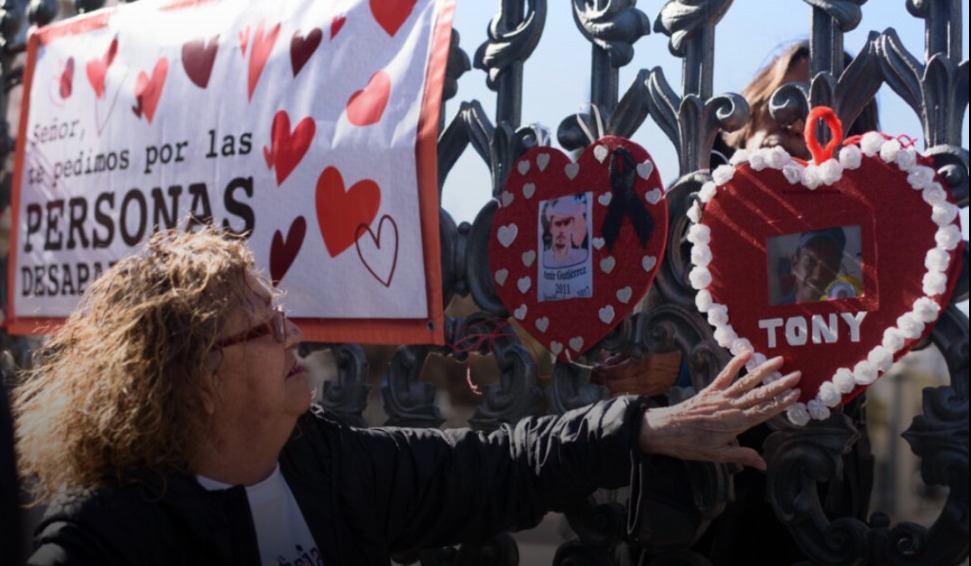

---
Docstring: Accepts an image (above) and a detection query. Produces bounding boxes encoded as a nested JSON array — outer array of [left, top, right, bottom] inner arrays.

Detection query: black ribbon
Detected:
[[600, 146, 654, 251]]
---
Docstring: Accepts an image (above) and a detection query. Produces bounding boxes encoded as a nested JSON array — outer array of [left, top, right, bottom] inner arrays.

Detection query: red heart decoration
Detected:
[[132, 57, 168, 124], [355, 214, 399, 287], [238, 26, 250, 56], [345, 71, 391, 126], [59, 57, 74, 99], [290, 28, 322, 77], [182, 35, 219, 89], [369, 0, 417, 37], [248, 20, 280, 101], [263, 111, 315, 186], [315, 166, 382, 258], [270, 216, 307, 286], [331, 14, 347, 40], [86, 36, 118, 99], [689, 129, 963, 425], [490, 136, 668, 362]]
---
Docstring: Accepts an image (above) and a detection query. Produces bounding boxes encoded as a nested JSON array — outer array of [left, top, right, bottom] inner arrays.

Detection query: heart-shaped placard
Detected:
[[490, 136, 668, 362], [687, 110, 963, 425]]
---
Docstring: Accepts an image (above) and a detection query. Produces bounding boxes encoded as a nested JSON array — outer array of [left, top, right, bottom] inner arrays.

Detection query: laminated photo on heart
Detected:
[[687, 106, 964, 424]]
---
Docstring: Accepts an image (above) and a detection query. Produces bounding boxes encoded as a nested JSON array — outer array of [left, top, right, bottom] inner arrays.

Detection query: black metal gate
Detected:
[[1, 1, 967, 565]]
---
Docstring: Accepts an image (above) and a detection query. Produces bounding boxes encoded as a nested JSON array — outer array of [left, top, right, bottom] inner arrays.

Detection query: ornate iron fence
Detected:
[[1, 0, 968, 565]]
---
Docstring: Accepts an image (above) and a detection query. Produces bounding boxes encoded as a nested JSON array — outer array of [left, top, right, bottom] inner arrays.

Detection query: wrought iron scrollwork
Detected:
[[381, 345, 445, 428], [300, 343, 371, 428]]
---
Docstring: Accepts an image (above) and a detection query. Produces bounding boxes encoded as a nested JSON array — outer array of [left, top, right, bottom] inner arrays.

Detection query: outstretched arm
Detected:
[[638, 352, 800, 470]]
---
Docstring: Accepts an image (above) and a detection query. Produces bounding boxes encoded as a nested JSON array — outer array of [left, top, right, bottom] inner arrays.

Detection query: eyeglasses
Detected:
[[216, 307, 288, 348]]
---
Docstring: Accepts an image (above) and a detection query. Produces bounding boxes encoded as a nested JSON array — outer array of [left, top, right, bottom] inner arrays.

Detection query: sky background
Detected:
[[442, 0, 970, 312]]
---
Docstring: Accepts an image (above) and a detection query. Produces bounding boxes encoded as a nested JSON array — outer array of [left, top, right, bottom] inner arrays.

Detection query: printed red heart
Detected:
[[264, 111, 315, 186], [315, 166, 382, 258], [238, 26, 250, 56], [132, 57, 168, 124], [331, 14, 346, 39], [688, 125, 963, 425], [182, 35, 219, 89], [290, 28, 322, 76], [59, 57, 74, 99], [355, 214, 399, 287], [270, 216, 307, 286], [369, 0, 417, 36], [489, 136, 668, 363], [248, 20, 281, 100], [86, 36, 118, 99], [345, 71, 390, 126]]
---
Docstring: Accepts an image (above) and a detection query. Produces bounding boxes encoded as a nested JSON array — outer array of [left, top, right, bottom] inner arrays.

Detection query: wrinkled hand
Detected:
[[638, 352, 800, 470]]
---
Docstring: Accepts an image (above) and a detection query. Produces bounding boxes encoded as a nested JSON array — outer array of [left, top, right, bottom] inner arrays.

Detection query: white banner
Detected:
[[11, 0, 452, 344]]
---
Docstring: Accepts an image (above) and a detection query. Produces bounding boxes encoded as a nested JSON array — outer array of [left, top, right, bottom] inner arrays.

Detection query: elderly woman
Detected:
[[14, 226, 799, 565]]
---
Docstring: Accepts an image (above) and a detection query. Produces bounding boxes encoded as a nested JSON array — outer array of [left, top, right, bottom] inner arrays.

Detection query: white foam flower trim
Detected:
[[713, 325, 737, 348], [879, 138, 902, 163], [895, 147, 917, 171], [687, 223, 711, 245], [687, 201, 704, 223], [688, 266, 712, 290], [712, 164, 735, 185], [935, 225, 962, 251], [751, 352, 767, 368], [766, 146, 790, 169], [787, 403, 811, 426], [931, 203, 959, 226], [896, 312, 925, 340], [782, 164, 803, 184], [913, 297, 942, 323], [868, 345, 894, 372], [907, 165, 936, 189], [707, 304, 729, 326], [748, 150, 767, 171], [729, 148, 750, 165], [852, 360, 879, 385], [818, 381, 842, 407], [730, 338, 753, 356], [839, 144, 863, 169], [924, 248, 951, 272], [922, 182, 947, 206], [861, 132, 885, 155], [803, 165, 823, 190], [818, 159, 842, 185], [923, 271, 948, 296], [807, 399, 831, 420], [833, 368, 856, 394], [698, 181, 718, 204], [881, 327, 906, 354], [695, 289, 713, 313], [691, 243, 713, 267]]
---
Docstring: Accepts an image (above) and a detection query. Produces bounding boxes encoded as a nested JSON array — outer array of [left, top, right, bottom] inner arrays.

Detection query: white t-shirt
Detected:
[[197, 465, 322, 566]]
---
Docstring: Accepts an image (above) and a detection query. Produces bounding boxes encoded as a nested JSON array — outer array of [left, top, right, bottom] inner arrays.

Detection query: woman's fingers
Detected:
[[709, 351, 753, 390], [725, 355, 785, 396], [733, 371, 801, 409]]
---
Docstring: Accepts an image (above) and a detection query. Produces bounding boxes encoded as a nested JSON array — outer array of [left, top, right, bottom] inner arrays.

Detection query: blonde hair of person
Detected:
[[723, 41, 878, 150], [13, 225, 271, 504]]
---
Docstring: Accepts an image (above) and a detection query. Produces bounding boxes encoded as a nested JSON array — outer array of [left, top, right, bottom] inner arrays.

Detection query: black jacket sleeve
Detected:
[[313, 395, 648, 553]]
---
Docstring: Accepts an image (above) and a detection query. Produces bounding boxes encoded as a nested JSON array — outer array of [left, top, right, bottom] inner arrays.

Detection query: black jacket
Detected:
[[28, 396, 648, 565]]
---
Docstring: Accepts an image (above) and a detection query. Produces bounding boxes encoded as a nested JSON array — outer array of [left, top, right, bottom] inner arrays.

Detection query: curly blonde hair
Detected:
[[13, 225, 269, 503]]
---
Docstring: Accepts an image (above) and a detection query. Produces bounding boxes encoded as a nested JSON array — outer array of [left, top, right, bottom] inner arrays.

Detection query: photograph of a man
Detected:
[[541, 195, 589, 268], [538, 192, 593, 302], [768, 226, 863, 305]]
